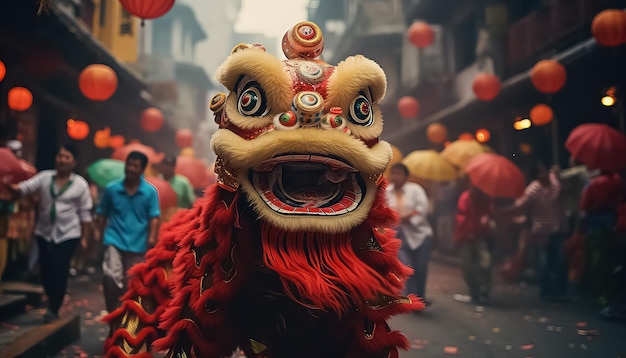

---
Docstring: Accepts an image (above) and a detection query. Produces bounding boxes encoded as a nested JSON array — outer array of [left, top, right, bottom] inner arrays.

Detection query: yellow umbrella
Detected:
[[402, 150, 459, 182], [441, 140, 491, 168], [384, 145, 403, 178]]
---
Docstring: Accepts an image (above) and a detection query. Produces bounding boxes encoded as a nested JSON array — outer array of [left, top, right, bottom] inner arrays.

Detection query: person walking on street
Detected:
[[158, 154, 196, 210], [498, 162, 567, 302], [4, 144, 92, 322], [95, 151, 161, 313], [454, 185, 494, 303], [386, 163, 434, 306]]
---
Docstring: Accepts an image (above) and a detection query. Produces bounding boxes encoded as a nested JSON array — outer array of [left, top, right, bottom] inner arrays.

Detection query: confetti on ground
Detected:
[[484, 340, 492, 345], [468, 335, 476, 341], [539, 317, 548, 323], [505, 345, 512, 350], [576, 322, 587, 327], [520, 344, 534, 351], [492, 327, 501, 333], [411, 344, 425, 350], [0, 322, 20, 330], [577, 329, 600, 337], [569, 343, 576, 348], [443, 346, 458, 355], [580, 344, 588, 351], [523, 315, 533, 321], [475, 306, 484, 313], [547, 326, 555, 331]]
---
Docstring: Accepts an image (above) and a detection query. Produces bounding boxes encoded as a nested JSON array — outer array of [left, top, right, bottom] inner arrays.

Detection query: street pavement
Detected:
[[50, 261, 626, 358]]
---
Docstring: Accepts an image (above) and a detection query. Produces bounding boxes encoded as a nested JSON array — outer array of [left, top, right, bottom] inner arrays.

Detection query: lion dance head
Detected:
[[104, 22, 422, 358]]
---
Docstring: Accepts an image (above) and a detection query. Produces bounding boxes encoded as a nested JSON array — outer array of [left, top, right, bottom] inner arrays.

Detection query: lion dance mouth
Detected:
[[252, 154, 364, 215]]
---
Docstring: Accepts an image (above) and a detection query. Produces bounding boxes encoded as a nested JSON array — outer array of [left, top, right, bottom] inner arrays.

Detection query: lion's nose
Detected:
[[273, 92, 349, 134], [293, 91, 324, 127]]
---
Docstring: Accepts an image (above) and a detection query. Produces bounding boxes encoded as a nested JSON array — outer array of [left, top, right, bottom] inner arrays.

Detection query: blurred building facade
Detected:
[[0, 0, 178, 171], [135, 2, 214, 159], [310, 0, 626, 168]]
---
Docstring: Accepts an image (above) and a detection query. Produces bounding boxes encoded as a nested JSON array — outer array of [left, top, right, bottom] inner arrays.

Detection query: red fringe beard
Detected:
[[261, 221, 393, 316]]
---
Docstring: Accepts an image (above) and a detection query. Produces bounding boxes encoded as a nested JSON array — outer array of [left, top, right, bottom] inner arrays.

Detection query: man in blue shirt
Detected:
[[95, 151, 161, 313]]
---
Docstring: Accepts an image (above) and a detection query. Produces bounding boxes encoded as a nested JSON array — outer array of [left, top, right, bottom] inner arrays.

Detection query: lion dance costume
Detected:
[[103, 21, 424, 358]]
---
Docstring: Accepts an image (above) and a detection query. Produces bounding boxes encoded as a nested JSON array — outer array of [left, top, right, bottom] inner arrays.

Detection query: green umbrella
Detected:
[[87, 159, 125, 188]]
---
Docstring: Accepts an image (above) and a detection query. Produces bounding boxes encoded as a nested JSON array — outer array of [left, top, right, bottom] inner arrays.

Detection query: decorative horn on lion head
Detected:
[[210, 21, 392, 234]]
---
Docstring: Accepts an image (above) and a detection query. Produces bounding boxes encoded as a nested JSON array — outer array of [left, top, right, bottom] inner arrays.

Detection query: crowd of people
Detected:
[[0, 143, 198, 323], [1, 141, 625, 324], [386, 160, 626, 320]]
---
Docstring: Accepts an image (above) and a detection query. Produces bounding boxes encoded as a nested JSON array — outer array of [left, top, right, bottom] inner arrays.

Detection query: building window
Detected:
[[79, 0, 95, 29], [100, 0, 106, 27], [451, 14, 478, 73]]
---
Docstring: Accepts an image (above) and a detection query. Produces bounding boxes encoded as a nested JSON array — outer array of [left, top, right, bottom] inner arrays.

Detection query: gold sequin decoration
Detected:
[[220, 245, 238, 283], [250, 339, 269, 354], [364, 294, 411, 310], [215, 157, 240, 191], [361, 235, 383, 252], [363, 318, 376, 340]]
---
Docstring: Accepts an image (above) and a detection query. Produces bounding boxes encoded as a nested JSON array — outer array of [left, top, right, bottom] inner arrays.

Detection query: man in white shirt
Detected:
[[386, 163, 434, 306], [5, 144, 92, 322]]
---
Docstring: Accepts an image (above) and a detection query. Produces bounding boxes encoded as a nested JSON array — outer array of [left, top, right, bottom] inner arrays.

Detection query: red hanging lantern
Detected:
[[175, 129, 193, 148], [109, 135, 125, 149], [397, 96, 419, 119], [472, 73, 501, 101], [592, 9, 626, 47], [79, 64, 118, 101], [475, 129, 490, 143], [0, 60, 6, 82], [426, 123, 447, 144], [93, 127, 111, 148], [530, 60, 566, 94], [67, 119, 90, 140], [408, 22, 434, 48], [141, 107, 164, 132], [530, 104, 554, 126], [8, 87, 33, 111], [459, 132, 474, 141], [119, 0, 175, 19]]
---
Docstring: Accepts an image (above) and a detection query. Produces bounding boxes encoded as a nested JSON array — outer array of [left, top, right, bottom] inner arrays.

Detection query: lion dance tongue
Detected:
[[103, 21, 424, 358]]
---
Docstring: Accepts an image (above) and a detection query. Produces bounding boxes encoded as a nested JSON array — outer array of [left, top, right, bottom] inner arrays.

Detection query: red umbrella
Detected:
[[566, 123, 626, 172], [175, 156, 213, 189], [145, 176, 178, 211], [465, 153, 525, 198], [0, 148, 28, 183], [111, 141, 164, 165]]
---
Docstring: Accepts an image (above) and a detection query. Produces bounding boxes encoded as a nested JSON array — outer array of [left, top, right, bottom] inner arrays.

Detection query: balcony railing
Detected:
[[505, 0, 601, 73]]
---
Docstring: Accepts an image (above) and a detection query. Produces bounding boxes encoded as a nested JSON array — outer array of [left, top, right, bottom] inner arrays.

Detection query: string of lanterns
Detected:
[[1, 0, 180, 149]]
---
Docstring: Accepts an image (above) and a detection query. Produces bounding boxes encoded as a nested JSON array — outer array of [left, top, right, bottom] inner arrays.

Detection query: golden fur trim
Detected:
[[325, 55, 387, 140], [326, 55, 387, 106], [240, 173, 380, 234], [210, 128, 392, 175], [215, 47, 293, 129]]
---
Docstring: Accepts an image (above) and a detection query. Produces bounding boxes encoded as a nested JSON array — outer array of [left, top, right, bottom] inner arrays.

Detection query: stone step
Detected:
[[0, 294, 29, 322], [0, 282, 44, 307], [0, 312, 80, 358]]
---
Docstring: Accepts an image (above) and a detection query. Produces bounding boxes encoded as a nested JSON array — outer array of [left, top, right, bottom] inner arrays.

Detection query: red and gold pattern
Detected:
[[103, 21, 423, 358]]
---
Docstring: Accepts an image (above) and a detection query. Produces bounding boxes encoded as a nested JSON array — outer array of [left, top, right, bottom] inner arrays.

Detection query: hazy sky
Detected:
[[235, 0, 310, 37]]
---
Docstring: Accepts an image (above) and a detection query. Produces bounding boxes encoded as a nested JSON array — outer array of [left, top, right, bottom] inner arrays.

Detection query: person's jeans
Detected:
[[397, 235, 432, 299], [36, 236, 79, 315], [458, 239, 492, 299], [538, 233, 568, 299]]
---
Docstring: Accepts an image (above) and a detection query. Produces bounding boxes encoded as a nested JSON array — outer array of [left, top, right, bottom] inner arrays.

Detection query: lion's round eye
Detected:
[[237, 82, 269, 117], [348, 95, 373, 126]]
